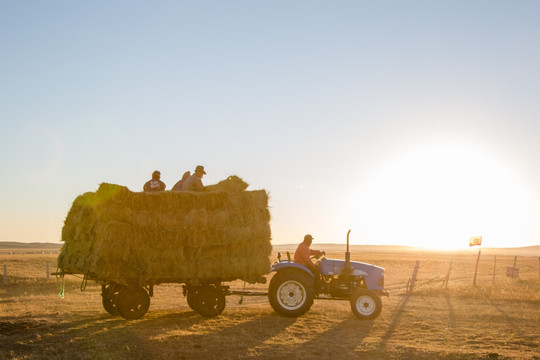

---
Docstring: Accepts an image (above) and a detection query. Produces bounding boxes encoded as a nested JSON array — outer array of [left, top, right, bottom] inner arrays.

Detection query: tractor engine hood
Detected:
[[318, 258, 385, 290]]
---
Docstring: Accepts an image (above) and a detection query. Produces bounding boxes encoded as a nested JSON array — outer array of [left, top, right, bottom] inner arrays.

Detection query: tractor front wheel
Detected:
[[350, 288, 382, 320], [268, 270, 314, 317]]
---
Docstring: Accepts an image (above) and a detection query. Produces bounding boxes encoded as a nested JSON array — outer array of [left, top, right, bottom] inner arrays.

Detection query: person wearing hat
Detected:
[[143, 170, 166, 192], [181, 165, 207, 192], [294, 234, 325, 276]]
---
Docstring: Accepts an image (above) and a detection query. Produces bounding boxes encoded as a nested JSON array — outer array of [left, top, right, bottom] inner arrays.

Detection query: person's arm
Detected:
[[309, 249, 321, 256]]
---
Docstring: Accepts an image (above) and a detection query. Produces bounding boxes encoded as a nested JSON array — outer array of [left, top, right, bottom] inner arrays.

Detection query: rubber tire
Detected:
[[193, 285, 226, 317], [102, 284, 120, 316], [350, 289, 382, 320], [186, 288, 199, 311], [268, 270, 314, 317], [115, 286, 151, 320]]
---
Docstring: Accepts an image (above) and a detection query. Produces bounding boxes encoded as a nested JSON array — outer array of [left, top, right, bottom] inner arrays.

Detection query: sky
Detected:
[[1, 1, 539, 250]]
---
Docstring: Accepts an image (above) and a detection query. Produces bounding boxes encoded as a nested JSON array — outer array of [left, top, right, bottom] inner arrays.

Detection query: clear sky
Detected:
[[1, 1, 539, 250]]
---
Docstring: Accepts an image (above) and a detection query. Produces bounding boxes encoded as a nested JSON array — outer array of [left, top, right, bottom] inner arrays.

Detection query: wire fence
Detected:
[[1, 254, 58, 285]]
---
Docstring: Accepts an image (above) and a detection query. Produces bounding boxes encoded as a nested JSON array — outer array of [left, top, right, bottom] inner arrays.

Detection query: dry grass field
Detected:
[[1, 247, 539, 360]]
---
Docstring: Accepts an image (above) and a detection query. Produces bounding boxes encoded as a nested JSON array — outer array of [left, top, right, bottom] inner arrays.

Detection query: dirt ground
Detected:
[[1, 251, 539, 360]]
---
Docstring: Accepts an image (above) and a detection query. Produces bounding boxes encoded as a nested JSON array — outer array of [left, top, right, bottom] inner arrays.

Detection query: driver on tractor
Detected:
[[294, 234, 325, 278]]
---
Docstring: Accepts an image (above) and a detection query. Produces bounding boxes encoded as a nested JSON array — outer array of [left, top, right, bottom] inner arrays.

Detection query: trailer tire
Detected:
[[186, 289, 198, 311], [350, 288, 382, 320], [193, 285, 226, 317], [116, 285, 150, 320], [102, 284, 120, 316], [268, 270, 314, 317]]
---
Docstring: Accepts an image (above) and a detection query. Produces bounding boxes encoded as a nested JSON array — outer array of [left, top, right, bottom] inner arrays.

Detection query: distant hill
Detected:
[[0, 242, 62, 253]]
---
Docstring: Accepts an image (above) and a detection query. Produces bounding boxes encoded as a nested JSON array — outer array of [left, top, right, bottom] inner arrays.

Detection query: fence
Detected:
[[404, 254, 540, 294], [1, 253, 57, 285]]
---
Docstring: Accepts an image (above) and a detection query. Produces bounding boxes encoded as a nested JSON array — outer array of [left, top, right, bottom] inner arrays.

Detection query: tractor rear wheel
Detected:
[[115, 285, 150, 320], [193, 285, 226, 317], [268, 270, 314, 317], [350, 288, 382, 320]]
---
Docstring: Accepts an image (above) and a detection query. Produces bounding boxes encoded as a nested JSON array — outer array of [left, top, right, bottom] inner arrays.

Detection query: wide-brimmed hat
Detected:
[[195, 165, 206, 174]]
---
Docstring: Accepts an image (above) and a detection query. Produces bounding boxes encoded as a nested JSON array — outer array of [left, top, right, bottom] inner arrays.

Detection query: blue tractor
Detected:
[[267, 230, 388, 320]]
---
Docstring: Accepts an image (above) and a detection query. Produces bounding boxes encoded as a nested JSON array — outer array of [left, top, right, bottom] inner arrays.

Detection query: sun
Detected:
[[347, 142, 530, 250]]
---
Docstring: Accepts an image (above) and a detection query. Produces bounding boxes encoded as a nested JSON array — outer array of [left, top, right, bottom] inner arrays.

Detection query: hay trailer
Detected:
[[58, 181, 272, 320]]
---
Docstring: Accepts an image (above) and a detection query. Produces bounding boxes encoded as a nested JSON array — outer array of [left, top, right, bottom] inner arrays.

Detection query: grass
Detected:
[[1, 250, 539, 359]]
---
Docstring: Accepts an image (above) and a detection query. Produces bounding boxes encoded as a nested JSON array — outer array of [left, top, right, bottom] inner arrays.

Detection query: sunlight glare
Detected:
[[348, 142, 530, 250]]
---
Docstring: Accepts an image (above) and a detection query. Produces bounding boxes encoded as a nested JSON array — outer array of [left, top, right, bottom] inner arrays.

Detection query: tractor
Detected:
[[267, 230, 388, 320]]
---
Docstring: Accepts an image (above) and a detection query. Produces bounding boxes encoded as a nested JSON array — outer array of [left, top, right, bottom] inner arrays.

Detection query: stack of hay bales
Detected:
[[58, 178, 272, 286]]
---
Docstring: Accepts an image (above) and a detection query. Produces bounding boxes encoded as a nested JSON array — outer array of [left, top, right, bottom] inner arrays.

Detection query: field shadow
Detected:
[[444, 293, 456, 328], [0, 310, 298, 360], [289, 317, 374, 359], [380, 294, 410, 347]]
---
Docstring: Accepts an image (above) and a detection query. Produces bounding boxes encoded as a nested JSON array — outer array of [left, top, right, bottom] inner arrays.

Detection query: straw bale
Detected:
[[59, 180, 272, 286]]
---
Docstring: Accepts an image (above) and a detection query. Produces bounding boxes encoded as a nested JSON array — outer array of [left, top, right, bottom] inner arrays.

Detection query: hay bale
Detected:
[[58, 180, 272, 286]]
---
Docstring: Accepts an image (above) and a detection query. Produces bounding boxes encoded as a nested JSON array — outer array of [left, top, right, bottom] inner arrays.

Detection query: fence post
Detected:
[[473, 250, 481, 287], [46, 262, 50, 281], [3, 265, 6, 285]]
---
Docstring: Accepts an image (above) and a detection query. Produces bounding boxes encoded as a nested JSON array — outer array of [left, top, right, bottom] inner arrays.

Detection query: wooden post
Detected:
[[3, 265, 6, 285], [408, 260, 420, 294], [513, 256, 517, 269], [46, 262, 50, 281], [473, 249, 481, 287], [492, 255, 496, 285]]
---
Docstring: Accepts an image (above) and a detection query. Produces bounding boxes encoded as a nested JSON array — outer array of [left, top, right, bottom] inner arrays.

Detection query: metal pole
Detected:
[[46, 262, 50, 281], [473, 249, 481, 287], [3, 265, 6, 285]]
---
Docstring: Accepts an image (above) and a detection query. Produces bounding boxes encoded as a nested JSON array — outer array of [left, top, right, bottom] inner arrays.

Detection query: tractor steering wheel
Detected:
[[311, 251, 326, 260]]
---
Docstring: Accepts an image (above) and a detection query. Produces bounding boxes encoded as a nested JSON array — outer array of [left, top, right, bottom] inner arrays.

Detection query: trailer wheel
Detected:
[[186, 288, 199, 311], [116, 286, 150, 320], [193, 285, 226, 317], [268, 270, 314, 317], [350, 289, 382, 320], [101, 284, 119, 316]]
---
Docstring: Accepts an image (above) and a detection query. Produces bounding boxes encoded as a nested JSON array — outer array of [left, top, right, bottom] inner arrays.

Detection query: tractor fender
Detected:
[[270, 261, 315, 278]]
